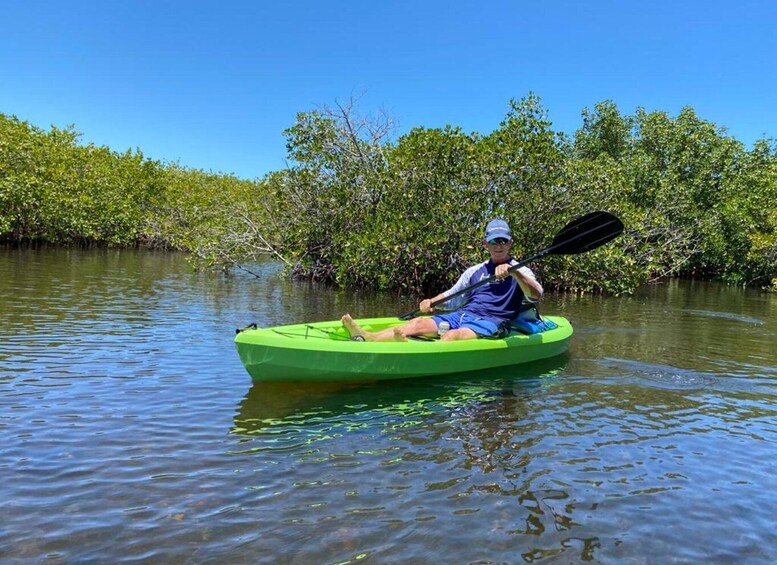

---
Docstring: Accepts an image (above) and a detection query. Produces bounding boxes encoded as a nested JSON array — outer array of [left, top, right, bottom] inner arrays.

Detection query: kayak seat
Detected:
[[509, 317, 559, 335], [497, 303, 559, 336]]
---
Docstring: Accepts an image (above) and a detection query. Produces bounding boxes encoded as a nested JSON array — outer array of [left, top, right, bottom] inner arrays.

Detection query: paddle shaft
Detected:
[[400, 214, 623, 320]]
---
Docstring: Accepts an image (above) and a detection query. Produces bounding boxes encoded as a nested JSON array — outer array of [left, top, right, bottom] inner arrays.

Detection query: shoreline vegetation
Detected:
[[2, 94, 776, 294]]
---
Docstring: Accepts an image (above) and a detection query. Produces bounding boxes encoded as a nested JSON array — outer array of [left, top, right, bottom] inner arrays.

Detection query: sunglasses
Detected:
[[487, 238, 510, 245]]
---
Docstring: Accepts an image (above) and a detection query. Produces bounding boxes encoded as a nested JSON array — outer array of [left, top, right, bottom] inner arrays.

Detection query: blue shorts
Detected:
[[431, 311, 500, 337]]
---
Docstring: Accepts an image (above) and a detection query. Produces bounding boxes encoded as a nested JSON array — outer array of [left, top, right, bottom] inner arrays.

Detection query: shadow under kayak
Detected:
[[234, 316, 573, 383]]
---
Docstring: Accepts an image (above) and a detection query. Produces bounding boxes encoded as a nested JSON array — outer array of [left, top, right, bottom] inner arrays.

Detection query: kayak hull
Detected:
[[234, 316, 573, 382]]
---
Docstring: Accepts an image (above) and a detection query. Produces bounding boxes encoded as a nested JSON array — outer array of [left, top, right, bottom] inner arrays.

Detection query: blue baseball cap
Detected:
[[485, 218, 512, 241]]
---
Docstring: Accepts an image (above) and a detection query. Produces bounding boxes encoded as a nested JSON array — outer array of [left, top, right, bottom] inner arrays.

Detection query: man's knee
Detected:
[[441, 328, 477, 341]]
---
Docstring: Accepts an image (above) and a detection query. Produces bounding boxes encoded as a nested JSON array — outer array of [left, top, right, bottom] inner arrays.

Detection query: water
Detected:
[[2, 247, 776, 564]]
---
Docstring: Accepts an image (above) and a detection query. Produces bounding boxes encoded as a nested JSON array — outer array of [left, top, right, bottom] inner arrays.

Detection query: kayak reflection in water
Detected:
[[341, 218, 544, 342]]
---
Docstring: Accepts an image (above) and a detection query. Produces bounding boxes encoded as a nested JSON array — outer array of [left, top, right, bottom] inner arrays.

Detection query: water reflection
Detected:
[[229, 344, 777, 562], [231, 355, 570, 439], [4, 247, 777, 564]]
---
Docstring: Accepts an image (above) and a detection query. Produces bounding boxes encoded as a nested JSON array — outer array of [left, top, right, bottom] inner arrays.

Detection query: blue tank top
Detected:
[[441, 260, 539, 325]]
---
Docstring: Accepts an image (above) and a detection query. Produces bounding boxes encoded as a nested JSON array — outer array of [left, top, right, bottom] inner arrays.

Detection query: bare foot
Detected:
[[341, 314, 370, 341], [392, 326, 407, 342]]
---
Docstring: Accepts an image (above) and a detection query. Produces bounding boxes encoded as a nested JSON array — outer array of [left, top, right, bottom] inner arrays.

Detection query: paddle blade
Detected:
[[550, 211, 624, 255]]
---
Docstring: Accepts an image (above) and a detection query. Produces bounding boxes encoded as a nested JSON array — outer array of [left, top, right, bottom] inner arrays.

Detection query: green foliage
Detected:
[[0, 115, 158, 245], [0, 112, 266, 259], [337, 124, 481, 293], [262, 95, 777, 294], [2, 94, 776, 295], [263, 95, 580, 294], [567, 101, 777, 291], [574, 100, 635, 161]]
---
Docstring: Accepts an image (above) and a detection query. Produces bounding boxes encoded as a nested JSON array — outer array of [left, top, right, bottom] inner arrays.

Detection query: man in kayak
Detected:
[[341, 218, 543, 342]]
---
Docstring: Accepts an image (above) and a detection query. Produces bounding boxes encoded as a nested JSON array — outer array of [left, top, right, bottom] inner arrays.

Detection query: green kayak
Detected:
[[234, 315, 573, 382]]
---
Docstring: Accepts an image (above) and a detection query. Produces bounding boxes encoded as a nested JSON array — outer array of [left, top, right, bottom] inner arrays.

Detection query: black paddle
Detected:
[[399, 211, 624, 320]]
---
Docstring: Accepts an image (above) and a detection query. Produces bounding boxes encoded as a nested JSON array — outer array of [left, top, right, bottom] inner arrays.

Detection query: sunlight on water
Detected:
[[2, 248, 777, 563]]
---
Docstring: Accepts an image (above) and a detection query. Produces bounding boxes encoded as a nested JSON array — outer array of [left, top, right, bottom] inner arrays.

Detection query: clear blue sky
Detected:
[[2, 0, 775, 179]]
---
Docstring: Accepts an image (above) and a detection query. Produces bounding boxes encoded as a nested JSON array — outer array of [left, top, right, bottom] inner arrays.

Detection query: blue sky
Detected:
[[2, 0, 775, 179]]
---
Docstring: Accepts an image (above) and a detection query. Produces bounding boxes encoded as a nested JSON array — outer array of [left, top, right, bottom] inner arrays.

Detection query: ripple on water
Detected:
[[3, 250, 777, 563], [680, 308, 765, 325]]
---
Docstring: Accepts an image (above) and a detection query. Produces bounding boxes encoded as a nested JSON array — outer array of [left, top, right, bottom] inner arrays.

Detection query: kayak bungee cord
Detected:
[[270, 329, 343, 340], [306, 324, 353, 340], [268, 325, 354, 341]]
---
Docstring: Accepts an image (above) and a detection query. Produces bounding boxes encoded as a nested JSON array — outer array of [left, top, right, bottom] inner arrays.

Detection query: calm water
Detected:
[[2, 247, 776, 564]]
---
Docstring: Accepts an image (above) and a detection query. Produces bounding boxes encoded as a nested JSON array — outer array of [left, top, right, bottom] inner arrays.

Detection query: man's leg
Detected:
[[341, 314, 438, 341]]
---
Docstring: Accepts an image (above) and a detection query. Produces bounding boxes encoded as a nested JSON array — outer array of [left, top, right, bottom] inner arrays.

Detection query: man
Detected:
[[341, 218, 543, 341]]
